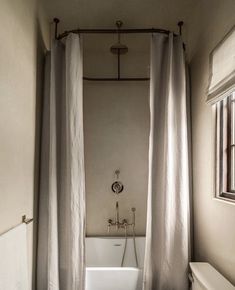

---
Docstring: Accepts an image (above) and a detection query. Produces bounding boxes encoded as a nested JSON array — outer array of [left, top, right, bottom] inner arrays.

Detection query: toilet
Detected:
[[189, 263, 235, 290]]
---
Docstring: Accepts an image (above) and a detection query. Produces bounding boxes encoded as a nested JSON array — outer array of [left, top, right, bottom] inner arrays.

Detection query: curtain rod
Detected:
[[83, 77, 150, 81], [54, 18, 184, 40], [53, 19, 185, 81]]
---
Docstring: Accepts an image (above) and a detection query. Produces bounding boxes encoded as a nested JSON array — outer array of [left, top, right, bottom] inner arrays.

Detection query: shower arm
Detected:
[[116, 21, 122, 80]]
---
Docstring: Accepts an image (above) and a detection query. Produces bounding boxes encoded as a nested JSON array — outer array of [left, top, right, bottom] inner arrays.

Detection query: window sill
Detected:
[[214, 192, 235, 204], [220, 192, 235, 200]]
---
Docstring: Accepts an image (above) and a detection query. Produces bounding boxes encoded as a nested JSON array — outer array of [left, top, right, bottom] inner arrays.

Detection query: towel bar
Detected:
[[0, 215, 33, 237], [22, 215, 33, 225]]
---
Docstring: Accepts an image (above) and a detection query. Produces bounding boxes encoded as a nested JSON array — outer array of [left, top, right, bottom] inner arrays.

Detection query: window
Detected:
[[215, 92, 235, 201], [207, 26, 235, 202]]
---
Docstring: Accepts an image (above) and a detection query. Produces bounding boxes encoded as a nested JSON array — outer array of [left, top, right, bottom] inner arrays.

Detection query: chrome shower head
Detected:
[[110, 43, 128, 55]]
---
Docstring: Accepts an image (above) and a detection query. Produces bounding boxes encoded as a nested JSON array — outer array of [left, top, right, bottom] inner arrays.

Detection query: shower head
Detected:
[[110, 43, 128, 55]]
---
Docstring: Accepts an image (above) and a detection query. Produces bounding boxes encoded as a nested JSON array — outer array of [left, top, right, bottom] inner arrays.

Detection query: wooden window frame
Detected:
[[215, 93, 235, 202]]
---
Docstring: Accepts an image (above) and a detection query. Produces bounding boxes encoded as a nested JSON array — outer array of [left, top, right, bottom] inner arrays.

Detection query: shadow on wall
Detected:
[[32, 17, 50, 290]]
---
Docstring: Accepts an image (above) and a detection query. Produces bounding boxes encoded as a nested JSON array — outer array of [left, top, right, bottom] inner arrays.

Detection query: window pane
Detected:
[[215, 93, 235, 200], [231, 146, 235, 191], [231, 93, 235, 191], [232, 93, 235, 145]]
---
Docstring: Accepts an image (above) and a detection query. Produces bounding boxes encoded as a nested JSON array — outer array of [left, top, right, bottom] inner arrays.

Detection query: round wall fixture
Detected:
[[111, 181, 124, 194], [111, 169, 124, 194]]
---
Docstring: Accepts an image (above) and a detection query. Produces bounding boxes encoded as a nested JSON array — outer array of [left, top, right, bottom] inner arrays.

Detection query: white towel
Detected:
[[0, 223, 29, 290]]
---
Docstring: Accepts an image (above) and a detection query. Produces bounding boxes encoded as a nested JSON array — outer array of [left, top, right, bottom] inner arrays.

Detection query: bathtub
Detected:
[[85, 237, 145, 290]]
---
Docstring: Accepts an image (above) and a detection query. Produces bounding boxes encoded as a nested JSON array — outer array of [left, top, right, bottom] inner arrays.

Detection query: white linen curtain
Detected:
[[143, 33, 190, 290], [37, 34, 86, 290]]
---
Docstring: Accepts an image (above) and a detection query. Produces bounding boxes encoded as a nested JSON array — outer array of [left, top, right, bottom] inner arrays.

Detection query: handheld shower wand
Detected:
[[131, 207, 136, 225]]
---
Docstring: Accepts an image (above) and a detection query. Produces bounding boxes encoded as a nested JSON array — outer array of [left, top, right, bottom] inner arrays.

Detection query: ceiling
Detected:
[[40, 0, 229, 59], [42, 0, 197, 29]]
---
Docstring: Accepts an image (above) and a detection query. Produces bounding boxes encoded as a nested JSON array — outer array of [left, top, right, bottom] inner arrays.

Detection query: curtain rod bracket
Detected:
[[116, 20, 123, 29], [54, 18, 60, 39], [178, 21, 184, 36]]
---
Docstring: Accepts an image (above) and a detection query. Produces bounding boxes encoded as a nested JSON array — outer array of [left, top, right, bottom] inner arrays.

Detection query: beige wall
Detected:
[[0, 0, 49, 288], [190, 0, 235, 285], [2, 0, 235, 286], [83, 35, 150, 236]]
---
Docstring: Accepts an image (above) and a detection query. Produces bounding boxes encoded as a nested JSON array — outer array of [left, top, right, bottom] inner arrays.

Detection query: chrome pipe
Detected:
[[116, 201, 119, 230]]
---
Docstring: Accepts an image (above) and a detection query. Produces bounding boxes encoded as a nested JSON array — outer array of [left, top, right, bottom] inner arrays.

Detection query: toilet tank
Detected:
[[190, 262, 235, 290]]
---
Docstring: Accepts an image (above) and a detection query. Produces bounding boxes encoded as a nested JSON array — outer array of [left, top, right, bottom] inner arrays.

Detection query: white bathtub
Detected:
[[85, 237, 145, 290]]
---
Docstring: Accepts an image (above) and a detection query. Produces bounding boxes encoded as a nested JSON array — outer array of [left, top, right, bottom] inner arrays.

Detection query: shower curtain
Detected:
[[143, 33, 190, 290], [37, 34, 86, 290]]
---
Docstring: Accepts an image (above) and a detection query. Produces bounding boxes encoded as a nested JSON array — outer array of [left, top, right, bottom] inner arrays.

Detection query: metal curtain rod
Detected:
[[83, 77, 150, 81], [53, 18, 184, 82], [58, 27, 173, 39], [54, 18, 184, 40]]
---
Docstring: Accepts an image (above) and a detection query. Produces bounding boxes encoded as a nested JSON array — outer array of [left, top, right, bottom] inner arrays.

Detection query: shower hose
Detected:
[[121, 224, 139, 268]]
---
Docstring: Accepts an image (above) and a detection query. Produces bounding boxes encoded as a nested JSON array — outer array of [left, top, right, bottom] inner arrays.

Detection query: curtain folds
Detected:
[[143, 33, 191, 290], [37, 34, 85, 290]]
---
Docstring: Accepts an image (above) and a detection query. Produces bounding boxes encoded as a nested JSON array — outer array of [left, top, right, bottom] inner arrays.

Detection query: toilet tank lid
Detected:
[[190, 263, 235, 290]]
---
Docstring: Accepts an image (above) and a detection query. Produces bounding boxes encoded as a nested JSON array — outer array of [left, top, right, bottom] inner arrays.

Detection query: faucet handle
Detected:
[[107, 219, 112, 233]]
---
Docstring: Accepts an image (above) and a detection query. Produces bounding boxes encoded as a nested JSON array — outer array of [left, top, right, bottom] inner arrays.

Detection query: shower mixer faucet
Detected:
[[107, 202, 139, 267], [107, 202, 136, 232]]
